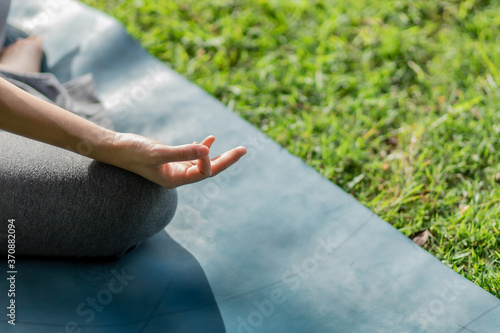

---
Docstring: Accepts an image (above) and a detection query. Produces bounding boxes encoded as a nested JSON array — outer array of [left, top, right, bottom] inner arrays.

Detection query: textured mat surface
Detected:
[[1, 0, 500, 332]]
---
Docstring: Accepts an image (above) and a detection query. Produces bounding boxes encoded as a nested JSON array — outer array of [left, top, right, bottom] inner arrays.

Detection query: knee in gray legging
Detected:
[[0, 132, 177, 257]]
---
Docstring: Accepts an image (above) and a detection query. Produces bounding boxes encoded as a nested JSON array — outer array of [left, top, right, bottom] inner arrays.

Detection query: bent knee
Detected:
[[0, 134, 178, 257], [70, 161, 179, 257]]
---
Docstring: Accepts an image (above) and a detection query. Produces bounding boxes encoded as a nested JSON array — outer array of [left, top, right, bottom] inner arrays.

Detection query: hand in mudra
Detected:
[[111, 133, 247, 188]]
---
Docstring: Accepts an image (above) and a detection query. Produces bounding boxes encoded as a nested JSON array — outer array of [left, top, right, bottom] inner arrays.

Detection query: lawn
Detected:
[[80, 0, 500, 298]]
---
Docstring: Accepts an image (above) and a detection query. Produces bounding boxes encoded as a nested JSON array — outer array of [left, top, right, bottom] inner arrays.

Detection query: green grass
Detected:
[[80, 0, 500, 298]]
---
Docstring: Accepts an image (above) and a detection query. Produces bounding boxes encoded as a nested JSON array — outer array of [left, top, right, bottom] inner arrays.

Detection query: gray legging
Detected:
[[0, 0, 9, 50], [0, 131, 178, 257], [0, 0, 177, 257]]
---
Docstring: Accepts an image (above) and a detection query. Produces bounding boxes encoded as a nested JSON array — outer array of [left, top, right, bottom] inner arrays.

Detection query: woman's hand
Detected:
[[110, 133, 247, 188], [0, 77, 246, 188]]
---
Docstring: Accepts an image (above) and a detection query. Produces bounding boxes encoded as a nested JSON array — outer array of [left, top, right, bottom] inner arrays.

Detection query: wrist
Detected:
[[85, 127, 121, 166]]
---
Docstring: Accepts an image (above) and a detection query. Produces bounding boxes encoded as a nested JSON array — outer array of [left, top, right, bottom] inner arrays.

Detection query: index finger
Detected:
[[197, 135, 216, 176]]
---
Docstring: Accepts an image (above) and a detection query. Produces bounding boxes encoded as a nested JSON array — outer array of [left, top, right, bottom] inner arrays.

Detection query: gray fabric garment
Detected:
[[0, 131, 178, 257], [0, 70, 114, 129], [0, 0, 177, 257], [0, 0, 9, 51]]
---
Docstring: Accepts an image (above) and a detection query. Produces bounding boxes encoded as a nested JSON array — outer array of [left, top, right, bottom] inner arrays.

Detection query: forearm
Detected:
[[0, 77, 246, 188], [0, 77, 116, 164]]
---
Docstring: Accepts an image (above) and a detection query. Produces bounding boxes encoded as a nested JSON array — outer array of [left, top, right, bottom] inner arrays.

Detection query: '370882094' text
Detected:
[[7, 218, 16, 326]]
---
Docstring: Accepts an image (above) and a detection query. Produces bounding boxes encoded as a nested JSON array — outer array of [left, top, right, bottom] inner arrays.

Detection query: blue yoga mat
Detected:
[[1, 1, 500, 332]]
